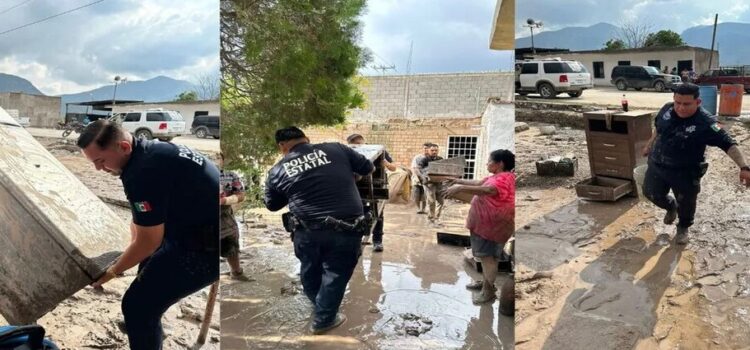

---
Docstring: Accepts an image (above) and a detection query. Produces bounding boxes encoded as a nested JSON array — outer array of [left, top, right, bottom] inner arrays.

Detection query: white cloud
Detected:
[[0, 0, 218, 95]]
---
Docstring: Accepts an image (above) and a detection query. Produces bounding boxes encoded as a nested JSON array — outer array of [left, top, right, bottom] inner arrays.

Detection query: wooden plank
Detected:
[[436, 231, 471, 247], [0, 107, 130, 323]]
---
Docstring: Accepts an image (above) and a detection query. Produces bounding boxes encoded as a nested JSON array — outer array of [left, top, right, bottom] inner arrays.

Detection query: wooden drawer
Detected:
[[592, 162, 633, 179], [588, 134, 631, 154], [575, 176, 633, 201], [590, 149, 634, 168]]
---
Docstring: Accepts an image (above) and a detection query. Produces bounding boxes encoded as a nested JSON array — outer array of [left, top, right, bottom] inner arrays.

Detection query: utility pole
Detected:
[[523, 18, 543, 56], [371, 64, 396, 75], [709, 14, 718, 69]]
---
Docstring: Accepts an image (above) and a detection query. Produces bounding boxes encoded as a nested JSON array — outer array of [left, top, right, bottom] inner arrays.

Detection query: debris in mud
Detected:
[[394, 313, 433, 337], [280, 280, 302, 296], [517, 271, 554, 283], [369, 306, 380, 313], [178, 301, 204, 322], [515, 122, 530, 132]]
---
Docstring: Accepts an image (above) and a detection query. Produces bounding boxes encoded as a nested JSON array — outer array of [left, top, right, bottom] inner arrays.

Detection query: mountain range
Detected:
[[516, 22, 750, 65], [0, 74, 199, 114]]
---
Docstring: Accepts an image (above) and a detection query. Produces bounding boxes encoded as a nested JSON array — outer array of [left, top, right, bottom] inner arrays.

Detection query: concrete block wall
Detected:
[[304, 117, 482, 171], [351, 72, 514, 120], [0, 93, 61, 128]]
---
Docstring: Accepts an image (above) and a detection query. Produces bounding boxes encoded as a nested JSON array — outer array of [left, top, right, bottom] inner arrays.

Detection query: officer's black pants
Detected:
[[292, 229, 362, 328], [122, 242, 217, 350], [642, 162, 701, 228]]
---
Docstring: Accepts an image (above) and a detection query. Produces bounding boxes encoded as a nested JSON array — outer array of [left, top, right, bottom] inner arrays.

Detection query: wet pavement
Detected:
[[220, 202, 514, 349]]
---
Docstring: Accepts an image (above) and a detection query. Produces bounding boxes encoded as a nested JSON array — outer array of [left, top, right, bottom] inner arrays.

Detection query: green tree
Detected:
[[174, 90, 198, 102], [603, 39, 626, 51], [220, 0, 369, 207], [221, 0, 369, 173], [644, 30, 685, 47]]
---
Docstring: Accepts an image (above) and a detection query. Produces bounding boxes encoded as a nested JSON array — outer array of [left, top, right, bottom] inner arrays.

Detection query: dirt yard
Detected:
[[0, 137, 221, 350], [514, 120, 750, 349]]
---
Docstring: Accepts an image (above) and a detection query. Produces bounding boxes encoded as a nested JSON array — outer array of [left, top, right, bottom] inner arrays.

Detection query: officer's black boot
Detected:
[[664, 196, 678, 225], [675, 226, 689, 245]]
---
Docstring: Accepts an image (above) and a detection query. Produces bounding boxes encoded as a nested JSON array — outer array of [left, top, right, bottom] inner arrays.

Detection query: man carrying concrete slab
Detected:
[[77, 120, 219, 349]]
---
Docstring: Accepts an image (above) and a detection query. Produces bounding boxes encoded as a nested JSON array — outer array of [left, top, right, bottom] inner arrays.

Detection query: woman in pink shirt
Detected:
[[446, 149, 515, 311]]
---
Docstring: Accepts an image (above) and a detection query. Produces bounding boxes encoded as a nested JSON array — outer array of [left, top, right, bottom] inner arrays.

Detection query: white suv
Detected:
[[516, 58, 594, 98], [112, 109, 186, 141]]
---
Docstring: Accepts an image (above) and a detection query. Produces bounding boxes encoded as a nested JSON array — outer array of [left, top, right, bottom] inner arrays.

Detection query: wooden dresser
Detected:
[[576, 110, 654, 201]]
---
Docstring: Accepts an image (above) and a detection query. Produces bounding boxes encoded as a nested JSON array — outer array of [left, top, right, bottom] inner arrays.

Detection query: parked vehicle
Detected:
[[694, 67, 750, 93], [110, 108, 186, 141], [190, 115, 220, 139], [516, 58, 593, 98], [610, 65, 682, 92]]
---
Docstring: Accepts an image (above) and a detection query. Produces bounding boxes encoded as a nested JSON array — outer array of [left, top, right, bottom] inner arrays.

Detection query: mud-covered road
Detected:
[[220, 202, 514, 350], [515, 120, 750, 349]]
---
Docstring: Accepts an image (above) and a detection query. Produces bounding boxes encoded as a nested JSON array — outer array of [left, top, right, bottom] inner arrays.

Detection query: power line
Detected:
[[0, 0, 34, 16], [0, 0, 105, 37]]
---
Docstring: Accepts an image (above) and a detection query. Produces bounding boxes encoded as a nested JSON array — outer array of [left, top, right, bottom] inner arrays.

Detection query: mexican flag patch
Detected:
[[711, 123, 721, 132], [134, 201, 152, 212]]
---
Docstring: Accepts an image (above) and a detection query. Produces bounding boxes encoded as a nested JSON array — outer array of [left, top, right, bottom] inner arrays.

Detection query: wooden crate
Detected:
[[575, 176, 633, 201], [0, 108, 129, 324]]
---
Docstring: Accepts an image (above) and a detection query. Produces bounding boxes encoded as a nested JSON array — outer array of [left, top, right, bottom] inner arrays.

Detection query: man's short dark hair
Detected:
[[491, 149, 515, 171], [346, 133, 364, 143], [275, 126, 306, 143], [422, 142, 432, 148], [76, 119, 124, 149], [673, 83, 700, 99]]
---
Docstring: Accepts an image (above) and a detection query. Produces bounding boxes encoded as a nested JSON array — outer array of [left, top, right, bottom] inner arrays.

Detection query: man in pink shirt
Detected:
[[446, 149, 515, 311]]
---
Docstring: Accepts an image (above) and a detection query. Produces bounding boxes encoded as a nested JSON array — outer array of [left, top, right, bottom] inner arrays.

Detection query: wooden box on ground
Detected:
[[576, 110, 653, 201], [0, 108, 129, 324], [535, 155, 578, 177]]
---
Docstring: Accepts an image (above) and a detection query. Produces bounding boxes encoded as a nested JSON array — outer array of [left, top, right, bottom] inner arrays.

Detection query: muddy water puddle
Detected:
[[221, 204, 513, 349]]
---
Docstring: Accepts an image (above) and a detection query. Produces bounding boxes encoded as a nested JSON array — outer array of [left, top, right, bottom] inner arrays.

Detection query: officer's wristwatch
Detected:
[[741, 166, 750, 172]]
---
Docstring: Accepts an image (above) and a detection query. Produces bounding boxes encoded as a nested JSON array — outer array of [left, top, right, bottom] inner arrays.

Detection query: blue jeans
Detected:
[[121, 242, 218, 350], [293, 229, 362, 328], [643, 162, 701, 228]]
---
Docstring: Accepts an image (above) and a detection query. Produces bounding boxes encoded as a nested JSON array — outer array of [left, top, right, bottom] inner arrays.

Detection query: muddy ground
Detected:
[[0, 137, 221, 349], [515, 120, 750, 349], [220, 200, 514, 350]]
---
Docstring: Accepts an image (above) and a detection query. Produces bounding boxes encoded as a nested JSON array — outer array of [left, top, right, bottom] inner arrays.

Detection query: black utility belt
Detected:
[[282, 212, 369, 234], [652, 161, 709, 177]]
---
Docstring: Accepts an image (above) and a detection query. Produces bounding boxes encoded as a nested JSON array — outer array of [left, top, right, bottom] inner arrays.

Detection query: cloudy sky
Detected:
[[516, 0, 750, 37], [0, 0, 218, 95], [359, 0, 514, 75]]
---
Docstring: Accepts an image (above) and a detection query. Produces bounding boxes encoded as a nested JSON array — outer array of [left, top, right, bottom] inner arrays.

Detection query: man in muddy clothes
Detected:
[[78, 120, 219, 349], [643, 83, 750, 244], [418, 144, 446, 221], [265, 127, 375, 334]]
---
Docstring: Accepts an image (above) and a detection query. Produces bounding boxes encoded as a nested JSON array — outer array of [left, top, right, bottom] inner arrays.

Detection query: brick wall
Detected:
[[351, 72, 514, 121], [304, 117, 482, 168]]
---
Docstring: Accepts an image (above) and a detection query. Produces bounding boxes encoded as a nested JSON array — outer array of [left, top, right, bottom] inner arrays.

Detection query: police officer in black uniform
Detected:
[[643, 83, 750, 244], [265, 127, 374, 334], [78, 120, 219, 349]]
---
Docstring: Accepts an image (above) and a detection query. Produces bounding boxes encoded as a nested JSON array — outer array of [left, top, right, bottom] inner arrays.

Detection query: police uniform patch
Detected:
[[134, 201, 152, 212], [711, 123, 721, 132]]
